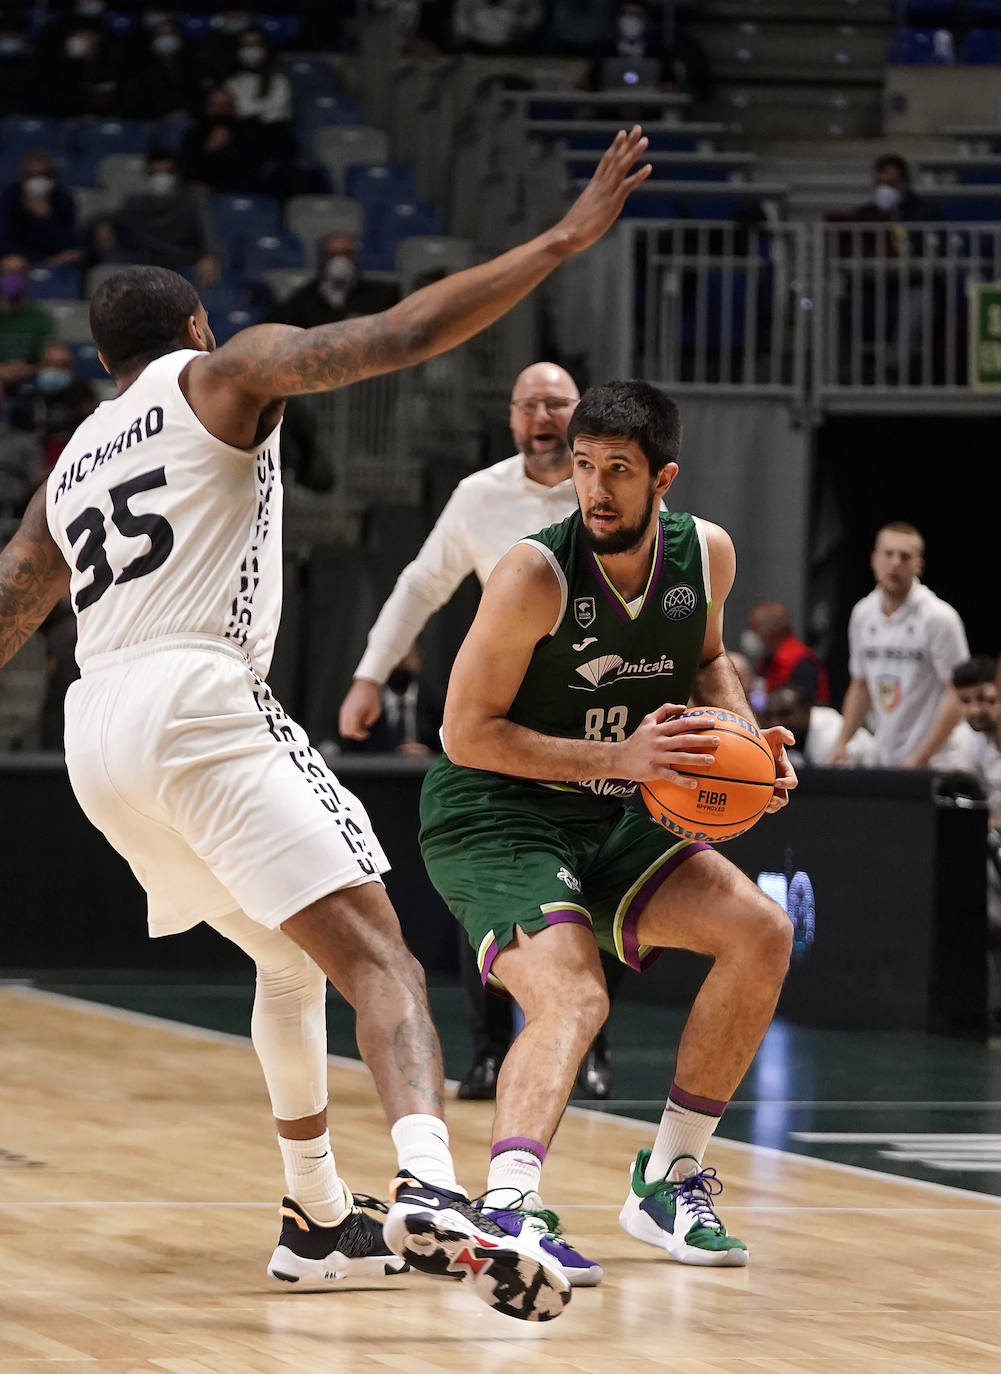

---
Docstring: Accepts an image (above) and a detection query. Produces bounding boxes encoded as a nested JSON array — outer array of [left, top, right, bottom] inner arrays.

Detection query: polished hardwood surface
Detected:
[[2, 985, 1000, 1373]]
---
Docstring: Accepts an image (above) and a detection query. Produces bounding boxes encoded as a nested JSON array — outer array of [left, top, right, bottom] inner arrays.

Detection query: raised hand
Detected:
[[555, 126, 652, 254], [617, 703, 721, 789]]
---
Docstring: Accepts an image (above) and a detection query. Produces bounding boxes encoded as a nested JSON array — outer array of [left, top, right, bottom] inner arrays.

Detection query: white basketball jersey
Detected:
[[46, 349, 284, 676]]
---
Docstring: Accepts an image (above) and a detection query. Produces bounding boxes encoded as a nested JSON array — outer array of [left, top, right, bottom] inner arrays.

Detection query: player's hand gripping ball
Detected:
[[640, 707, 776, 843]]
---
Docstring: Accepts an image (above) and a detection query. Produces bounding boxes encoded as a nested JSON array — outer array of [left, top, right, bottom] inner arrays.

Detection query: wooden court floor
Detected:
[[2, 984, 1001, 1374]]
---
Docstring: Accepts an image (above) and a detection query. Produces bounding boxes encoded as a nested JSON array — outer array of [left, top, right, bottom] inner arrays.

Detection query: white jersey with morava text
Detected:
[[45, 349, 283, 677]]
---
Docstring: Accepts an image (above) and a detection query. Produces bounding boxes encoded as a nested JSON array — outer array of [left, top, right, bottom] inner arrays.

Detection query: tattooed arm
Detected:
[[0, 483, 70, 671], [182, 128, 651, 447]]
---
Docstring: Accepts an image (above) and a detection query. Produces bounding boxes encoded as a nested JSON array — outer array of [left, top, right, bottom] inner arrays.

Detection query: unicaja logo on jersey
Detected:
[[662, 583, 698, 621], [572, 652, 675, 690], [573, 596, 596, 629]]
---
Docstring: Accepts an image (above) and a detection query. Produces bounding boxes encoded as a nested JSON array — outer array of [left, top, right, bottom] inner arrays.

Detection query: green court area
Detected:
[[30, 972, 1001, 1198]]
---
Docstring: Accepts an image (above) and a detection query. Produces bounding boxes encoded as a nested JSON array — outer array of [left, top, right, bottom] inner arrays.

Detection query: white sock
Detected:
[[390, 1114, 457, 1190], [646, 1084, 726, 1183], [486, 1137, 545, 1210], [278, 1130, 348, 1223]]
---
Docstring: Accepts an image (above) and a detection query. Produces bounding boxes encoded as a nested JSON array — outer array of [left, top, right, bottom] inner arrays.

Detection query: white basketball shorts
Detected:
[[63, 635, 389, 937]]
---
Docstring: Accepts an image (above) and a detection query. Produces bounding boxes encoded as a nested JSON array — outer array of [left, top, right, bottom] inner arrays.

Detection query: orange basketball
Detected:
[[640, 707, 776, 844]]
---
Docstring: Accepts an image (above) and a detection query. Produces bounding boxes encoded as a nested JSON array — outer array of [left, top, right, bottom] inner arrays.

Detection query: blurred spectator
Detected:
[[950, 655, 1001, 1021], [0, 150, 82, 266], [37, 3, 122, 118], [342, 642, 445, 756], [765, 683, 871, 771], [94, 149, 222, 291], [181, 88, 259, 194], [0, 253, 55, 388], [265, 233, 399, 327], [8, 341, 99, 471], [741, 600, 829, 713], [121, 17, 198, 121], [853, 154, 937, 225], [222, 25, 292, 139], [594, 2, 712, 99], [453, 0, 545, 53], [830, 522, 968, 768], [197, 9, 257, 88], [0, 10, 37, 116], [0, 379, 45, 517]]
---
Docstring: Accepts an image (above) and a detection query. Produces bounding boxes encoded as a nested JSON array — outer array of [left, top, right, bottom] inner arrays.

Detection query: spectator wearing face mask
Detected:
[[0, 150, 82, 268], [93, 149, 222, 291], [340, 643, 445, 757], [122, 17, 198, 121], [853, 154, 938, 225], [453, 0, 546, 53], [196, 8, 256, 87], [8, 341, 98, 470], [265, 233, 399, 328], [0, 377, 46, 518], [180, 87, 259, 195], [37, 0, 122, 117], [0, 253, 55, 390]]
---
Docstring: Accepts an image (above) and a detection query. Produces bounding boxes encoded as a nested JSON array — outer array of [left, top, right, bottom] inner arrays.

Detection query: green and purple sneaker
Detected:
[[619, 1149, 748, 1267]]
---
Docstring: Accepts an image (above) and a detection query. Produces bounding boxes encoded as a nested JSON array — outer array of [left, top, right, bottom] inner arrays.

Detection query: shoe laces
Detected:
[[473, 1188, 565, 1240], [671, 1167, 727, 1233], [353, 1193, 389, 1216]]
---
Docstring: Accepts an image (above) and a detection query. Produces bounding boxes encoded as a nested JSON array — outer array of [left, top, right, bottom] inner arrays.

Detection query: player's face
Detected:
[[573, 435, 674, 555], [871, 532, 923, 597], [509, 368, 578, 471], [956, 682, 998, 734]]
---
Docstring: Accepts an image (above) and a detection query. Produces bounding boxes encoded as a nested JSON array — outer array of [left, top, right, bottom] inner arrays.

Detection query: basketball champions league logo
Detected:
[[662, 583, 698, 621]]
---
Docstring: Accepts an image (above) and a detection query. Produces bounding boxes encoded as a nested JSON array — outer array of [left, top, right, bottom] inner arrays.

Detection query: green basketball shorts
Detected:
[[419, 756, 710, 988]]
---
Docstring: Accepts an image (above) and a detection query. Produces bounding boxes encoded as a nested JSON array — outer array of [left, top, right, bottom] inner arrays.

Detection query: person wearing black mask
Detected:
[[122, 17, 198, 121], [265, 233, 399, 328], [181, 87, 258, 194]]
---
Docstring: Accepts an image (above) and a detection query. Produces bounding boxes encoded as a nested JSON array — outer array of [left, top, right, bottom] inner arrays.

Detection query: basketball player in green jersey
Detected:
[[419, 380, 797, 1280]]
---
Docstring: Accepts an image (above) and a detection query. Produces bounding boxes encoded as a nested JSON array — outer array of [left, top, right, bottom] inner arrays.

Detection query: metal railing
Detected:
[[813, 220, 1001, 407], [611, 220, 810, 397]]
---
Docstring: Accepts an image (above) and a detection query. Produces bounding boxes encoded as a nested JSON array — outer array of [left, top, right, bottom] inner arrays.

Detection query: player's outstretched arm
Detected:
[[201, 128, 652, 402], [0, 483, 69, 671]]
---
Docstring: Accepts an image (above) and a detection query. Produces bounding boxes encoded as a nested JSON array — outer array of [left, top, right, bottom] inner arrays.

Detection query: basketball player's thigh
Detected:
[[631, 844, 779, 955], [421, 800, 598, 988]]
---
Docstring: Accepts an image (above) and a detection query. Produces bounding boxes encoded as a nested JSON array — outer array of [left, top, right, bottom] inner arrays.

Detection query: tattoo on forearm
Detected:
[[210, 315, 406, 399], [0, 492, 69, 670]]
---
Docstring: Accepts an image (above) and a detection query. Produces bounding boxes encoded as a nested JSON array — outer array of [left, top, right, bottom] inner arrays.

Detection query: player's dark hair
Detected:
[[952, 655, 997, 690], [89, 265, 199, 376], [567, 380, 681, 474]]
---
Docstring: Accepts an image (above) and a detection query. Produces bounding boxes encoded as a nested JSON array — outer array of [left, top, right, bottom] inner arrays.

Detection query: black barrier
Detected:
[[0, 756, 987, 1037]]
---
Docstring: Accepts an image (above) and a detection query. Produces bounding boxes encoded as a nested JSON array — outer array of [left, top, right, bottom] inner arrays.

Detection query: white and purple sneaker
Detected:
[[481, 1200, 603, 1287]]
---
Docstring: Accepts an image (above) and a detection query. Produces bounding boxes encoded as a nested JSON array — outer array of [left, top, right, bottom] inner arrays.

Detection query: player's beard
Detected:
[[581, 488, 657, 556]]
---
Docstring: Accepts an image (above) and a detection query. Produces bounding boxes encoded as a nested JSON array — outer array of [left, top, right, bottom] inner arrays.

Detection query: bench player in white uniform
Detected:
[[0, 128, 653, 1323]]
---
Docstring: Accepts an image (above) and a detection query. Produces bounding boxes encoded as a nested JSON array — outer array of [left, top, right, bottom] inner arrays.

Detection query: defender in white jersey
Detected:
[[831, 522, 968, 768], [0, 125, 653, 1322]]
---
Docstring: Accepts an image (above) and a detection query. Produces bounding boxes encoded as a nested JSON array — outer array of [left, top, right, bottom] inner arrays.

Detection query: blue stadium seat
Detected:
[[177, 15, 212, 40], [154, 113, 194, 155], [70, 342, 108, 381], [283, 58, 341, 94], [212, 194, 282, 250], [295, 93, 365, 132], [197, 285, 243, 317], [969, 0, 1001, 15], [71, 121, 149, 184], [359, 202, 444, 273], [105, 10, 137, 34], [344, 163, 418, 212], [962, 29, 1001, 62], [689, 196, 752, 220], [242, 232, 307, 279], [960, 167, 1001, 184], [1, 115, 68, 160], [905, 0, 957, 13], [28, 265, 81, 300], [936, 197, 1001, 220], [212, 307, 262, 346], [886, 29, 942, 63], [259, 14, 302, 45]]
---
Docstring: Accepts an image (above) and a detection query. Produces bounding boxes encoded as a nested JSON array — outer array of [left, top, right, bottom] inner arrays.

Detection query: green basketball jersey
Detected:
[[508, 509, 711, 800]]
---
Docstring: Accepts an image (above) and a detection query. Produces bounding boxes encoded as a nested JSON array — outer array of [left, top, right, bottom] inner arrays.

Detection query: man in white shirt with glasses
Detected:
[[340, 362, 623, 1101]]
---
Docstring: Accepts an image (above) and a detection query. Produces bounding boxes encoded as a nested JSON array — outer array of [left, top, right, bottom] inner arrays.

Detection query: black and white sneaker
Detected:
[[267, 1191, 409, 1284], [383, 1173, 571, 1321]]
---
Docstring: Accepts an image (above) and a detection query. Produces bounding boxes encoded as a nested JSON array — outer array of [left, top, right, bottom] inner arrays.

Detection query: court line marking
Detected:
[[9, 984, 1001, 1207]]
